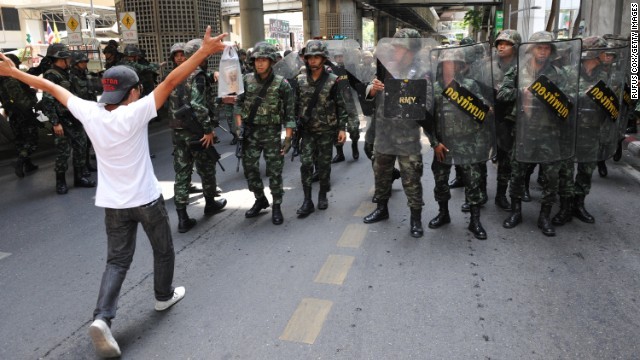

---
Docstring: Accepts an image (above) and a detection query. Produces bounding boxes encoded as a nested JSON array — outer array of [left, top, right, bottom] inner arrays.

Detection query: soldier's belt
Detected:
[[442, 80, 489, 124], [586, 80, 620, 121], [528, 75, 572, 121]]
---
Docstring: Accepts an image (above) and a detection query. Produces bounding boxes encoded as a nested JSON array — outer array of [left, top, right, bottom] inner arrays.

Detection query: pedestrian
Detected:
[[234, 42, 295, 225], [0, 27, 228, 358], [168, 39, 227, 233], [294, 40, 348, 216]]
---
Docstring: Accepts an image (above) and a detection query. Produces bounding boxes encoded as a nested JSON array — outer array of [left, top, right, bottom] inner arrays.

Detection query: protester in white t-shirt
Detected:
[[0, 27, 227, 358]]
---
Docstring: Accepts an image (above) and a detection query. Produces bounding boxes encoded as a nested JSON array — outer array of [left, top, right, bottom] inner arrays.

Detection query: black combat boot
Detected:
[[56, 172, 68, 195], [392, 168, 401, 181], [468, 205, 487, 240], [597, 161, 607, 177], [409, 208, 424, 238], [15, 157, 25, 178], [351, 140, 360, 160], [245, 196, 270, 218], [461, 202, 470, 212], [74, 167, 96, 188], [189, 183, 203, 194], [573, 195, 595, 223], [176, 208, 196, 233], [495, 184, 511, 211], [23, 158, 39, 174], [503, 197, 522, 228], [537, 204, 555, 237], [271, 204, 283, 225], [363, 201, 389, 223], [204, 197, 227, 215], [428, 201, 451, 229], [552, 197, 573, 226], [449, 170, 464, 188], [317, 187, 329, 210], [332, 145, 345, 163], [297, 187, 315, 216]]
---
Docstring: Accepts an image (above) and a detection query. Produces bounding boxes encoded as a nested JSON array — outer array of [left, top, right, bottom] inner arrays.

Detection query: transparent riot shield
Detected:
[[492, 43, 519, 151], [273, 50, 303, 80], [514, 38, 581, 163], [611, 42, 632, 140], [430, 44, 495, 165], [323, 40, 361, 125], [372, 37, 437, 156], [575, 45, 629, 162]]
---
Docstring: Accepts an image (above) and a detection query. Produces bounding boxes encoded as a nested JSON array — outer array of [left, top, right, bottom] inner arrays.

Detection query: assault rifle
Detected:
[[174, 104, 225, 171]]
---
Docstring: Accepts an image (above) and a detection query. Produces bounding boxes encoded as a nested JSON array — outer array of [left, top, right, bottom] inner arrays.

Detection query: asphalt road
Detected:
[[1, 125, 639, 359]]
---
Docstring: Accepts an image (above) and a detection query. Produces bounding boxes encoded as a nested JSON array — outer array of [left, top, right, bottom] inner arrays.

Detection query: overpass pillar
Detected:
[[221, 16, 232, 41], [239, 0, 265, 48], [354, 6, 363, 45], [302, 0, 321, 40], [376, 14, 397, 40]]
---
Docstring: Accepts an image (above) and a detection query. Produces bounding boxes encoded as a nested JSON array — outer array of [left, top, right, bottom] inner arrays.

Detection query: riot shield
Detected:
[[372, 37, 437, 156], [273, 50, 303, 80], [611, 42, 632, 140], [430, 44, 495, 165], [323, 40, 361, 124], [492, 43, 519, 151], [514, 38, 581, 163], [575, 45, 628, 162]]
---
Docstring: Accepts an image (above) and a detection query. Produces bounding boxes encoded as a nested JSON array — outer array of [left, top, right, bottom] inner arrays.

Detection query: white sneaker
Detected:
[[155, 286, 186, 311], [88, 319, 121, 358]]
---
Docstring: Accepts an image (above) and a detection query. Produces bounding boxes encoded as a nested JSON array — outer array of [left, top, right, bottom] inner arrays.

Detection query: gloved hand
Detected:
[[281, 136, 292, 154], [364, 142, 374, 160]]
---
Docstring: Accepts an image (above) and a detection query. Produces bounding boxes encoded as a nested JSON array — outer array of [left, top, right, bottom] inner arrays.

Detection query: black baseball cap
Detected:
[[99, 65, 139, 104]]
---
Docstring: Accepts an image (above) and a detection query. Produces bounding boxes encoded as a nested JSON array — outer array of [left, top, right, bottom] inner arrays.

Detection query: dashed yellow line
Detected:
[[279, 298, 333, 344], [314, 255, 355, 285], [337, 223, 368, 248], [354, 201, 376, 217], [0, 252, 10, 261]]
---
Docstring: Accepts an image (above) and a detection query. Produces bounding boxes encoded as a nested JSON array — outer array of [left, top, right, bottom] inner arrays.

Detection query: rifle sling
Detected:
[[246, 73, 276, 124], [303, 71, 329, 121]]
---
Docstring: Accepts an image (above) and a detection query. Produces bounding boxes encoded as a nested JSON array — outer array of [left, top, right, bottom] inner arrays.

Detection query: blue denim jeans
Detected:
[[93, 195, 175, 325]]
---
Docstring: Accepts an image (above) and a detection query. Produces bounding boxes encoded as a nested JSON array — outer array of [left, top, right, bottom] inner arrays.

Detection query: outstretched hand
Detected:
[[200, 26, 228, 56], [0, 53, 17, 76]]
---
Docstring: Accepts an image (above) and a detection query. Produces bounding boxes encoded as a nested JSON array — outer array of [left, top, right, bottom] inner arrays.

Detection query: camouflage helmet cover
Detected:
[[46, 43, 71, 59], [438, 49, 465, 63], [527, 31, 557, 54], [494, 29, 522, 47], [460, 37, 475, 46], [251, 42, 278, 61], [581, 36, 608, 59], [123, 44, 141, 57], [304, 40, 329, 58], [391, 28, 422, 52], [103, 45, 118, 55], [184, 39, 203, 58], [71, 51, 89, 65], [169, 42, 186, 59]]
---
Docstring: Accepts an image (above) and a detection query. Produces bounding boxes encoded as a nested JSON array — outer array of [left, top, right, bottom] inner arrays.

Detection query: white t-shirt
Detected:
[[67, 94, 161, 209]]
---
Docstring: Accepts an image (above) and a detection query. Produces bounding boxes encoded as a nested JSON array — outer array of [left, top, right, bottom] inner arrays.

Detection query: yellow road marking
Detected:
[[279, 298, 333, 344], [314, 255, 355, 285], [337, 223, 367, 248], [0, 252, 11, 260], [354, 201, 376, 217]]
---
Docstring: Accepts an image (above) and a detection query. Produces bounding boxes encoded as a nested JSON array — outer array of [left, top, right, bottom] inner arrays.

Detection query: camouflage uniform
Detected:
[[0, 56, 40, 177], [118, 45, 159, 96], [168, 39, 226, 232], [295, 40, 349, 215], [327, 59, 360, 162], [41, 44, 95, 193], [70, 51, 99, 173]]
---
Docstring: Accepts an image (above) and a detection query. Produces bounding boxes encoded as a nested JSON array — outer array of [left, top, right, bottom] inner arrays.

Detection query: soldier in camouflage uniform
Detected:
[[118, 45, 159, 96], [553, 36, 610, 226], [102, 45, 122, 70], [168, 39, 227, 233], [234, 42, 295, 225], [70, 51, 99, 173], [362, 28, 430, 238], [426, 49, 489, 240], [328, 50, 360, 163], [41, 43, 96, 194], [0, 54, 40, 177], [500, 31, 573, 236], [493, 30, 521, 210], [294, 40, 348, 217]]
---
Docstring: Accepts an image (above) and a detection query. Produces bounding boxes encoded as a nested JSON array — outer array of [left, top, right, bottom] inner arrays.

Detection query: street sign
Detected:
[[119, 12, 138, 44], [495, 11, 504, 34], [65, 15, 83, 46], [269, 19, 289, 38]]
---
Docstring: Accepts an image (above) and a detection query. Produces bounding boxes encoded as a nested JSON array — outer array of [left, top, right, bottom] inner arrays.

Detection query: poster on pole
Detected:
[[65, 14, 83, 46], [119, 12, 138, 44], [495, 11, 504, 34]]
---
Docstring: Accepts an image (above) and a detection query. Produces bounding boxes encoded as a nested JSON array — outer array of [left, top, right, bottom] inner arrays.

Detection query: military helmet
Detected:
[[71, 51, 89, 65], [103, 45, 118, 55], [460, 37, 475, 46], [581, 36, 608, 59], [184, 39, 203, 58], [391, 28, 422, 52], [237, 48, 247, 56], [123, 44, 141, 57], [438, 49, 465, 63], [494, 29, 522, 47], [527, 31, 556, 54], [304, 40, 329, 58], [251, 42, 278, 61], [169, 42, 186, 59], [46, 43, 71, 59]]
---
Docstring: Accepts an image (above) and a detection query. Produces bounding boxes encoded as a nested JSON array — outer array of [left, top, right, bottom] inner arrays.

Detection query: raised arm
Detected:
[[154, 26, 227, 110], [0, 53, 72, 107]]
